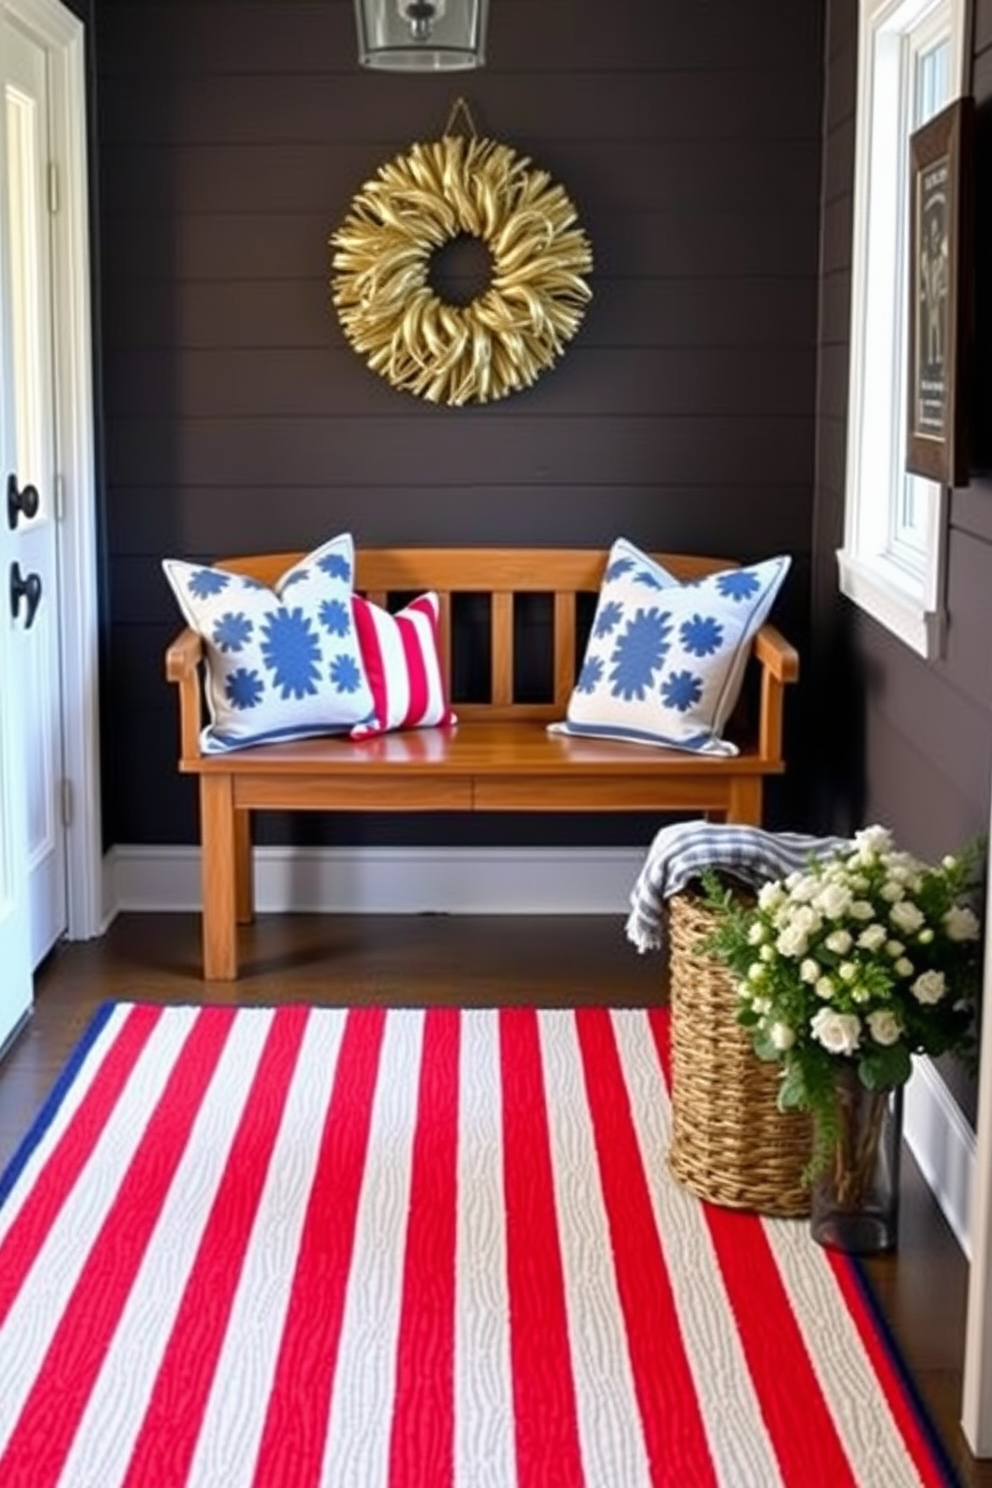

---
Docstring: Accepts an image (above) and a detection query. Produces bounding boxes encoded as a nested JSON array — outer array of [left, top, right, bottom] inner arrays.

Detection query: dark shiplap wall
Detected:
[[94, 0, 825, 846], [810, 0, 859, 830], [813, 0, 992, 1118]]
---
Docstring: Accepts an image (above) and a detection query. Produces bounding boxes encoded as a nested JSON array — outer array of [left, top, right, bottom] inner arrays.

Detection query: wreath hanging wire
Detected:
[[329, 101, 593, 406]]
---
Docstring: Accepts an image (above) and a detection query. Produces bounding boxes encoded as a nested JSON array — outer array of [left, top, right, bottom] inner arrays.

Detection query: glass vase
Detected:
[[810, 1065, 903, 1254]]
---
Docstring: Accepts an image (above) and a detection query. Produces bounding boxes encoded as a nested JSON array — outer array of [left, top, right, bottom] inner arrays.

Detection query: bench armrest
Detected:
[[754, 623, 800, 684], [752, 623, 800, 764], [165, 626, 204, 761]]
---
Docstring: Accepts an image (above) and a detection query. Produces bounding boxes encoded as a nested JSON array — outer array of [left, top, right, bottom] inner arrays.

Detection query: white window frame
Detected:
[[837, 0, 968, 659]]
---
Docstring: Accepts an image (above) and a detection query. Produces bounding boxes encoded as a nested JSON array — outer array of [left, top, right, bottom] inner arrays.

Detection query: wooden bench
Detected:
[[166, 547, 799, 979]]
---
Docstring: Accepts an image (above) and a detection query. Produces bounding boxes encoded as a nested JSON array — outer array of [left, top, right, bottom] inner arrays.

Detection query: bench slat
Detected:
[[437, 590, 452, 688], [554, 591, 577, 711], [492, 593, 513, 706], [215, 548, 736, 593]]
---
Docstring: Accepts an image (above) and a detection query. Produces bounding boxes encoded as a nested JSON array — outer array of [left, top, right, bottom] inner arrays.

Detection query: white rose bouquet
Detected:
[[700, 826, 984, 1169]]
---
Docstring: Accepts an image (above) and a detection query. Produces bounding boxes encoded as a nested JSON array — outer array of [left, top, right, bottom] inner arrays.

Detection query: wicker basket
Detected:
[[667, 889, 813, 1218]]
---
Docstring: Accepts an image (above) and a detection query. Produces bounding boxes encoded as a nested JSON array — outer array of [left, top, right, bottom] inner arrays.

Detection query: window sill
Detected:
[[836, 548, 945, 660]]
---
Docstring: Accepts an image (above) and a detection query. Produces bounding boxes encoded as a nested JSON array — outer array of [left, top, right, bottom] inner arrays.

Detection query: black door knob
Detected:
[[7, 474, 40, 530], [10, 562, 42, 629]]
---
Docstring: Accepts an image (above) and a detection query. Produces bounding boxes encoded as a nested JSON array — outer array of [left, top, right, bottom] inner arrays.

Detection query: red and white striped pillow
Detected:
[[350, 591, 456, 738]]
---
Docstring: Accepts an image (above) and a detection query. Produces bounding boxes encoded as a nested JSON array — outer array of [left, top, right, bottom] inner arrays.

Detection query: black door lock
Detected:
[[7, 473, 40, 530], [10, 561, 42, 629]]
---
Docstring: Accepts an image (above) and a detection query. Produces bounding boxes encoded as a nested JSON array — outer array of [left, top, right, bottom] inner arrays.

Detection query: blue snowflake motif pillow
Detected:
[[162, 532, 374, 753], [550, 537, 791, 756]]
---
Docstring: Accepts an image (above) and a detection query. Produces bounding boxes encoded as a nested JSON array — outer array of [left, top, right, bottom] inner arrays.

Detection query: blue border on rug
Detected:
[[845, 1252, 965, 1488], [0, 1001, 117, 1211]]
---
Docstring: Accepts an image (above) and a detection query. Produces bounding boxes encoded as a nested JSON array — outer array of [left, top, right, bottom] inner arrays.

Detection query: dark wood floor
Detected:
[[0, 910, 987, 1485]]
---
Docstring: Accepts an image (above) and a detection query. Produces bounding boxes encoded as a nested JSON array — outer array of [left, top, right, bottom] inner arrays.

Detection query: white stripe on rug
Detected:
[[455, 1008, 516, 1488]]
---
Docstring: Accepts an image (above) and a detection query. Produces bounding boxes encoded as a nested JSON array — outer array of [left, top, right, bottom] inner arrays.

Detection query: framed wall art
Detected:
[[906, 94, 973, 487]]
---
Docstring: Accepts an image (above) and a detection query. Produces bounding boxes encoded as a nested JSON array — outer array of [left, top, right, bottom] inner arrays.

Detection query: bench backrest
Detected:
[[214, 548, 740, 723]]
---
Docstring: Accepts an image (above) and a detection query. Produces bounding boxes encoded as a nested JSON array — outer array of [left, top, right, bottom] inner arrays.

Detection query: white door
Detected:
[[1, 13, 69, 974], [0, 17, 33, 1044], [0, 554, 32, 1051]]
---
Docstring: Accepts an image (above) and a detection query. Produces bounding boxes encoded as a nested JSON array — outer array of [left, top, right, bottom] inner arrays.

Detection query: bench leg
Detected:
[[727, 778, 763, 825], [200, 775, 238, 980], [235, 809, 254, 925]]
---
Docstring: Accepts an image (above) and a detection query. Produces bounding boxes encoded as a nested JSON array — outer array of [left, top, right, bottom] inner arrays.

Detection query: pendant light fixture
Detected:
[[354, 0, 489, 71]]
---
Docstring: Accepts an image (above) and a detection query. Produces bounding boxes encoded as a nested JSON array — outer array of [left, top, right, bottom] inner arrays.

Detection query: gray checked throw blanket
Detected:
[[625, 820, 852, 954]]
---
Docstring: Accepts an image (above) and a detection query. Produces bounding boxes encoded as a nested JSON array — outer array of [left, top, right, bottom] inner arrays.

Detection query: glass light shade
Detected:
[[354, 0, 488, 71]]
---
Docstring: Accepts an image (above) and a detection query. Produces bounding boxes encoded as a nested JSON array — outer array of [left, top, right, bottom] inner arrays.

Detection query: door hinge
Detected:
[[47, 161, 59, 216], [60, 777, 72, 829], [54, 472, 65, 523]]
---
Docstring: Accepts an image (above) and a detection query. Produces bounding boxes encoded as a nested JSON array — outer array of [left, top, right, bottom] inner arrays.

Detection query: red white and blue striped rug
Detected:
[[0, 1003, 961, 1488]]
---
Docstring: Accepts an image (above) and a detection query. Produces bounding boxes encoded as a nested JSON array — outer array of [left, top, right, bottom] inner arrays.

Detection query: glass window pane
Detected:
[[915, 38, 949, 127]]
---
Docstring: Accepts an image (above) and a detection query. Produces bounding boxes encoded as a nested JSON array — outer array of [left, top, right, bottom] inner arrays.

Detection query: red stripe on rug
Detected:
[[576, 1007, 718, 1488], [121, 1006, 311, 1488], [250, 1006, 387, 1488], [702, 1208, 859, 1488], [648, 1006, 859, 1488], [500, 1007, 586, 1488], [827, 1251, 953, 1488], [388, 1007, 460, 1488], [0, 1003, 163, 1329], [0, 1004, 236, 1488]]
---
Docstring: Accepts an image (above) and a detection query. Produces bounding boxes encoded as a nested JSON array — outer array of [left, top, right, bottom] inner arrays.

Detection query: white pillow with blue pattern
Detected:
[[550, 537, 791, 756], [162, 531, 374, 753]]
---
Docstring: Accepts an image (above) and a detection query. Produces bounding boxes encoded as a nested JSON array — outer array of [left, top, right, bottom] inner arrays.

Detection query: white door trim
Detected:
[[5, 0, 101, 940]]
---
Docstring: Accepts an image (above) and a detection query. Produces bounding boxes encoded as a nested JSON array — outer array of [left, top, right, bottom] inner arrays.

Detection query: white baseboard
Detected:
[[105, 843, 646, 917], [904, 1054, 976, 1259], [100, 843, 976, 1256], [100, 849, 121, 936]]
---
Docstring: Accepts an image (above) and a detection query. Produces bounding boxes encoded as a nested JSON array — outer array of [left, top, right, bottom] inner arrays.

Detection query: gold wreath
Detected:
[[329, 134, 593, 406]]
